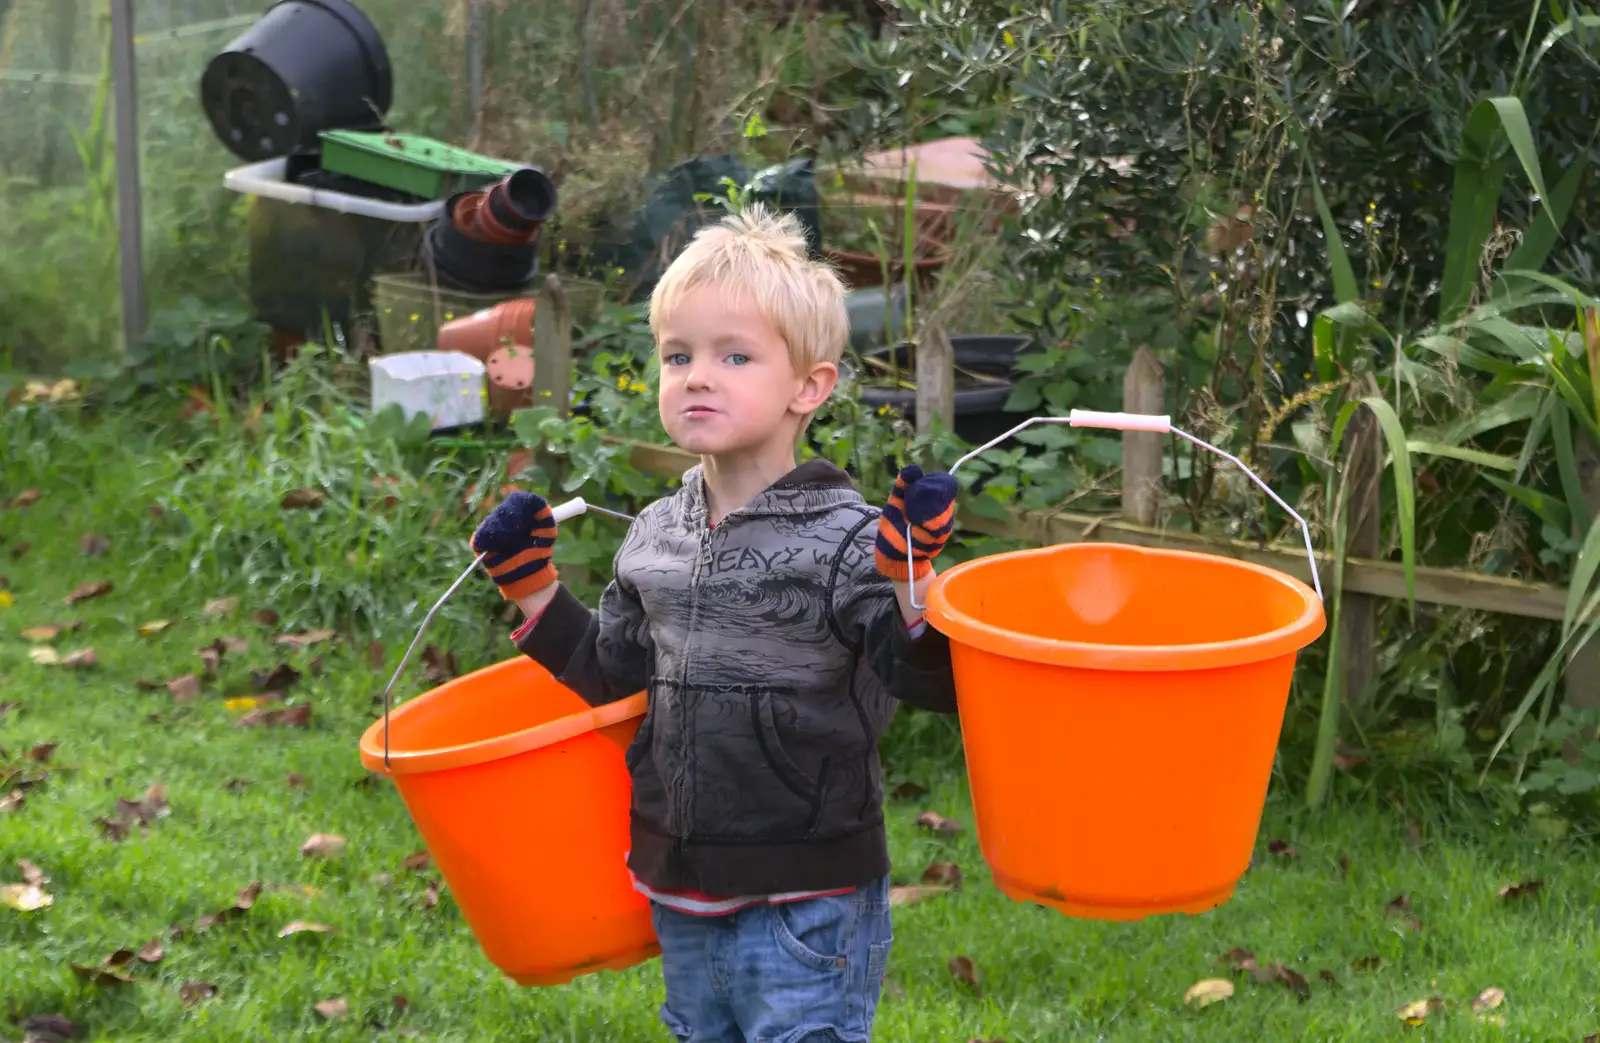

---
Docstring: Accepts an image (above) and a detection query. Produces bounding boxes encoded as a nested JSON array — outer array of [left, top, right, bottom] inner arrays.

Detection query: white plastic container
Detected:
[[223, 157, 447, 222], [370, 352, 486, 431]]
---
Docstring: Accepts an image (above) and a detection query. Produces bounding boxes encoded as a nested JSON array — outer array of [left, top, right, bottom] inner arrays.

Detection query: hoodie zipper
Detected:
[[673, 520, 715, 855]]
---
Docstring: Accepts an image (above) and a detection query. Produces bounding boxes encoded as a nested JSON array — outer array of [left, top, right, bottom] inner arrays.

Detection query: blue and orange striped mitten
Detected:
[[874, 465, 959, 582], [470, 491, 559, 600]]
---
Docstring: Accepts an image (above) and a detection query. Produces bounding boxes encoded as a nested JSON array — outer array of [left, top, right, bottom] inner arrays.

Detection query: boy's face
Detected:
[[656, 286, 835, 459]]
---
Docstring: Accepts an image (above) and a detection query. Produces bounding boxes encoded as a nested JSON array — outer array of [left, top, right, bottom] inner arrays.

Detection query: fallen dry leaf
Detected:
[[1250, 961, 1311, 1000], [278, 920, 337, 938], [136, 938, 164, 963], [203, 597, 239, 618], [275, 628, 337, 649], [2, 882, 52, 910], [315, 997, 349, 1019], [1398, 997, 1445, 1024], [1319, 969, 1339, 989], [300, 833, 347, 859], [1, 789, 24, 813], [252, 663, 300, 690], [402, 850, 433, 872], [916, 811, 962, 835], [136, 620, 171, 636], [7, 489, 40, 509], [1384, 893, 1412, 914], [27, 742, 58, 763], [194, 881, 262, 933], [57, 648, 98, 669], [1184, 978, 1234, 1008], [921, 861, 962, 889], [29, 647, 60, 665], [281, 488, 327, 510], [286, 772, 307, 788], [21, 621, 79, 642], [421, 879, 441, 910], [890, 781, 928, 800], [1472, 987, 1505, 1013], [1353, 955, 1381, 971], [948, 954, 981, 994], [167, 674, 201, 703], [224, 696, 271, 714], [0, 700, 19, 714], [1266, 838, 1298, 858], [79, 534, 110, 557], [366, 640, 385, 669], [1498, 879, 1543, 901], [18, 858, 46, 886], [888, 885, 948, 908], [235, 703, 312, 728], [98, 783, 170, 841], [69, 962, 134, 988], [252, 608, 281, 626], [64, 581, 112, 605], [1218, 947, 1256, 970], [180, 981, 218, 1006]]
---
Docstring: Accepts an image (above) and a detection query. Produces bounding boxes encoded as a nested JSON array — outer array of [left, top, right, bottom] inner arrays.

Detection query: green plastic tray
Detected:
[[319, 130, 520, 200]]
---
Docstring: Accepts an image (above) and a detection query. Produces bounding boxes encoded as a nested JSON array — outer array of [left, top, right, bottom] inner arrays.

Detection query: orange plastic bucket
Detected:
[[923, 542, 1325, 921], [357, 657, 658, 985]]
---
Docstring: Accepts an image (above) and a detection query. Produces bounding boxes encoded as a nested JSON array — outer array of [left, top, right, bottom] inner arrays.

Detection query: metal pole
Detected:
[[466, 0, 485, 146], [109, 0, 146, 352]]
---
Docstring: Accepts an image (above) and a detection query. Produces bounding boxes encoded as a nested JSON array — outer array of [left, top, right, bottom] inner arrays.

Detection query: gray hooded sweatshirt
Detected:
[[517, 458, 959, 897]]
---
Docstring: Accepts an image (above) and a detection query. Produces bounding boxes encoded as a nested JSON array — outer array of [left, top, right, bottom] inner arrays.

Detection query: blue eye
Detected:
[[664, 353, 690, 366], [727, 353, 749, 365]]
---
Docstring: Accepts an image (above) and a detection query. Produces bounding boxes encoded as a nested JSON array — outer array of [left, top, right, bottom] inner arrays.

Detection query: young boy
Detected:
[[470, 204, 961, 1042]]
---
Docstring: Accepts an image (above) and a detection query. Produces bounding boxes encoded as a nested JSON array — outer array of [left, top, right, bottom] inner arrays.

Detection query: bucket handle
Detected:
[[378, 496, 632, 769], [906, 410, 1324, 610]]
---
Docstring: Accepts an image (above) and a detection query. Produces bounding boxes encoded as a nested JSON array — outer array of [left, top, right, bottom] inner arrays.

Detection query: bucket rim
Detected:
[[924, 542, 1326, 671], [357, 657, 646, 775]]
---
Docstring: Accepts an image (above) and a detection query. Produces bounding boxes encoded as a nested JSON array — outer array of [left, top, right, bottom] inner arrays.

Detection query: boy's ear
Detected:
[[791, 361, 838, 416]]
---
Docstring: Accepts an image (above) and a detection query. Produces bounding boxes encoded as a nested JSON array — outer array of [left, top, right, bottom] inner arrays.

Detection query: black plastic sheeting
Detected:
[[586, 154, 823, 301]]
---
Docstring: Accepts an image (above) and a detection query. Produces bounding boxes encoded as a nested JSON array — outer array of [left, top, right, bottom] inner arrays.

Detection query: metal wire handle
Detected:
[[379, 496, 637, 768], [906, 409, 1324, 611]]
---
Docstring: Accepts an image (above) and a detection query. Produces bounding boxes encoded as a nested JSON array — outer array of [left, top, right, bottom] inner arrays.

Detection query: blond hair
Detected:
[[649, 203, 849, 376]]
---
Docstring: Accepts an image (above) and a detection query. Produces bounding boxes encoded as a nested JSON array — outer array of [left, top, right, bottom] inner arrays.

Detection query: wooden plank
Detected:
[[615, 438, 1579, 623], [916, 323, 955, 437], [1340, 392, 1382, 706], [1121, 347, 1163, 526]]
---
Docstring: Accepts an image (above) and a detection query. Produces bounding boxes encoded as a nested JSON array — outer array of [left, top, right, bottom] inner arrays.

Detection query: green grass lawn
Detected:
[[4, 402, 1600, 1042]]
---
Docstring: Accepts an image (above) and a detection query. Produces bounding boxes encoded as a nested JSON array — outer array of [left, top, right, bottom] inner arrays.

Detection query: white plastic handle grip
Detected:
[[550, 497, 588, 523], [1069, 409, 1172, 433]]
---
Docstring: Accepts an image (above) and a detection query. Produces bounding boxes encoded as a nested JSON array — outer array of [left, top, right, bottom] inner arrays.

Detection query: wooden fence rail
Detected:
[[537, 279, 1590, 714]]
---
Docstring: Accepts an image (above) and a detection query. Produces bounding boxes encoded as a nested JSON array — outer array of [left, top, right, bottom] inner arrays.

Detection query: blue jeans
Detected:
[[649, 876, 894, 1043]]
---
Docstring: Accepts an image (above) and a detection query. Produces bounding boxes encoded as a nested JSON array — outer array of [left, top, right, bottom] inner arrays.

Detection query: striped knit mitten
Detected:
[[874, 465, 959, 582], [470, 491, 559, 600]]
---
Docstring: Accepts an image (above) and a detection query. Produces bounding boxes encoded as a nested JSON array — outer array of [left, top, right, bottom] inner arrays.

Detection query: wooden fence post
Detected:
[[916, 322, 955, 438], [1121, 347, 1164, 526], [533, 274, 573, 420], [1339, 391, 1383, 709]]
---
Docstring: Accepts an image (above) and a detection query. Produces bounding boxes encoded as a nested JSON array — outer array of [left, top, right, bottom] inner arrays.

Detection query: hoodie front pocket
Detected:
[[684, 682, 832, 840]]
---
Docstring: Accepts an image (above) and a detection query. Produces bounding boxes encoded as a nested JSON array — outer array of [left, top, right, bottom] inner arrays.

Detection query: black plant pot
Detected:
[[859, 334, 1033, 446], [487, 168, 559, 232], [421, 194, 541, 294], [201, 0, 392, 162]]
